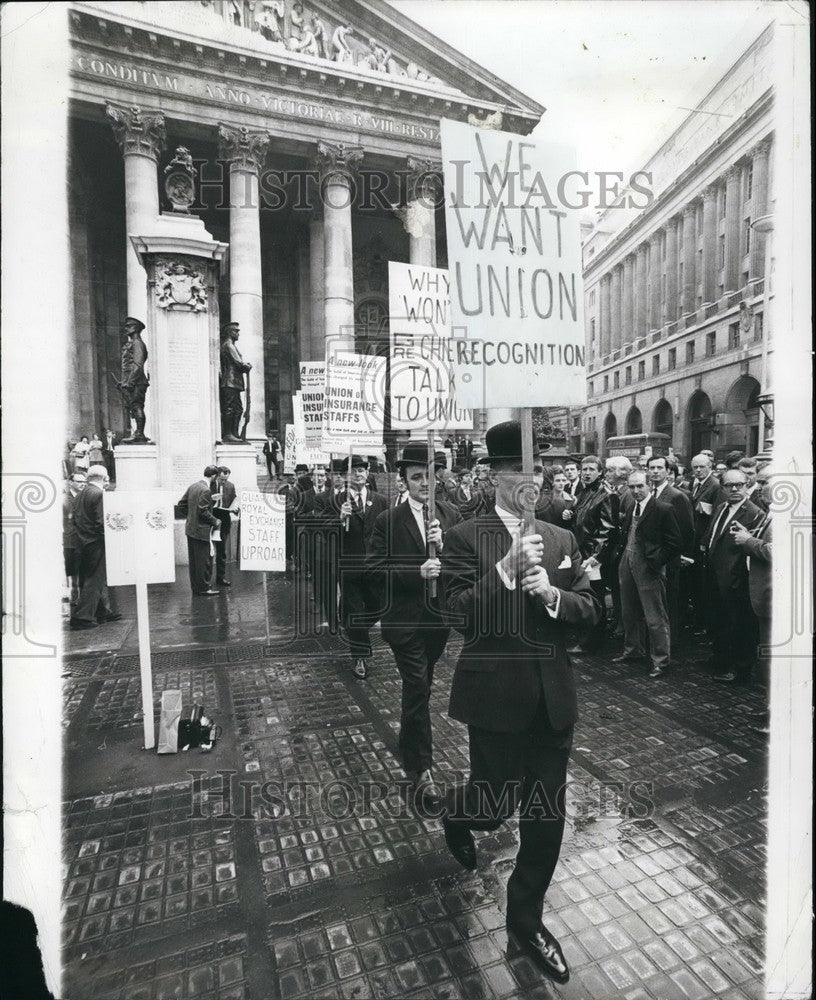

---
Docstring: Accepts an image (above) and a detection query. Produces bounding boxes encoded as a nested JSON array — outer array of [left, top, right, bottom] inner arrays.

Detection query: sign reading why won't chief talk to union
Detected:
[[441, 119, 586, 409], [388, 261, 473, 431]]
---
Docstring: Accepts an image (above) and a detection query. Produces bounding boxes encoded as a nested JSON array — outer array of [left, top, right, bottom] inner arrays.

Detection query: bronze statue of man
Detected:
[[119, 317, 150, 444], [219, 321, 252, 442]]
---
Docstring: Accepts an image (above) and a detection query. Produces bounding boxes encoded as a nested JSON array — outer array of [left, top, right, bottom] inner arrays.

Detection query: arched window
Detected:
[[688, 390, 713, 454], [625, 406, 642, 435], [653, 399, 673, 442], [604, 412, 618, 442]]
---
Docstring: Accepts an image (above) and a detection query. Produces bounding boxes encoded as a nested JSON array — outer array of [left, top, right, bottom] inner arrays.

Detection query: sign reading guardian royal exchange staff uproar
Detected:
[[441, 119, 586, 409]]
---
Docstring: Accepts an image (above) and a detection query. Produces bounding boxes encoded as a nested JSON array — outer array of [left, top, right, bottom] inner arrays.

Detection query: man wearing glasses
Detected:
[[701, 469, 765, 684]]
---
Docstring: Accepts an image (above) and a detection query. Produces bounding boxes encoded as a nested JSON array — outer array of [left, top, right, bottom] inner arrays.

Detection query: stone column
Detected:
[[406, 157, 441, 268], [219, 125, 269, 440], [599, 273, 612, 357], [309, 207, 325, 361], [610, 265, 622, 354], [635, 243, 648, 337], [750, 138, 772, 280], [318, 141, 364, 354], [682, 204, 697, 314], [622, 254, 635, 345], [665, 217, 679, 320], [106, 102, 165, 330], [649, 232, 662, 330], [723, 165, 741, 293], [701, 184, 718, 305]]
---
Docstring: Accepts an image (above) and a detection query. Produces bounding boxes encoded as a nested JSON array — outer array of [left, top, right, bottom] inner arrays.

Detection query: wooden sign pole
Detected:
[[426, 431, 438, 599], [345, 444, 353, 531], [135, 574, 156, 750], [520, 409, 536, 535]]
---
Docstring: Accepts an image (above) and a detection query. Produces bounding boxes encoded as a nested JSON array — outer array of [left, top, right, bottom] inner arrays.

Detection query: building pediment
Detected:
[[70, 0, 543, 140]]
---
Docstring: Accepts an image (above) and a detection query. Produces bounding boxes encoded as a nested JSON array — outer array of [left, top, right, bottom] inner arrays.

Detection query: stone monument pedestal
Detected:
[[130, 212, 228, 567], [113, 444, 160, 490], [215, 443, 258, 492]]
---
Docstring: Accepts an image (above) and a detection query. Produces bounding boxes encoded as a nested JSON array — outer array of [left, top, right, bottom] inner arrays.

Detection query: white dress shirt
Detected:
[[493, 504, 560, 617], [406, 495, 428, 546]]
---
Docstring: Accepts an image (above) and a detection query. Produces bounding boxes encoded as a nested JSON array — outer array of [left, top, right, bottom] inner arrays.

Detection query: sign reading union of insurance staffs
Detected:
[[73, 54, 440, 142]]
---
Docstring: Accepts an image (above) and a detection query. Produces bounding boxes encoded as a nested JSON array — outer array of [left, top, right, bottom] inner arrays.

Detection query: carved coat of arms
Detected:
[[156, 260, 207, 312]]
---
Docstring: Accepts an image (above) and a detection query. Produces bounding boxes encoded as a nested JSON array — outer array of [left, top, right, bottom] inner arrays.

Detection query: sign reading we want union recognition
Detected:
[[441, 119, 586, 409]]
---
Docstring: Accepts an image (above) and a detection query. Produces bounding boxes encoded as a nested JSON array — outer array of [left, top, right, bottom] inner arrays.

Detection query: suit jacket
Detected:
[[702, 498, 764, 593], [619, 497, 683, 574], [441, 513, 599, 733], [655, 483, 695, 558], [689, 474, 726, 549], [72, 484, 105, 550], [211, 480, 237, 537], [317, 489, 388, 562], [598, 486, 635, 568], [535, 493, 570, 529], [741, 516, 772, 617], [563, 479, 583, 501], [178, 479, 220, 541], [366, 498, 462, 639], [453, 485, 482, 520]]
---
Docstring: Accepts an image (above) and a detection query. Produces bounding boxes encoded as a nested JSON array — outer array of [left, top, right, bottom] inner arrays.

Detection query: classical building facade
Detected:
[[66, 0, 544, 453], [579, 25, 774, 462]]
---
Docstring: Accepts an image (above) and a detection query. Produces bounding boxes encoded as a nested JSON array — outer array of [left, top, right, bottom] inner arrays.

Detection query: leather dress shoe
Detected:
[[217, 579, 231, 586], [441, 815, 477, 871], [612, 653, 645, 664], [410, 770, 443, 816], [352, 658, 368, 679], [195, 590, 220, 596], [713, 671, 737, 683], [507, 922, 570, 984], [97, 612, 122, 623], [69, 618, 97, 630], [648, 665, 664, 678]]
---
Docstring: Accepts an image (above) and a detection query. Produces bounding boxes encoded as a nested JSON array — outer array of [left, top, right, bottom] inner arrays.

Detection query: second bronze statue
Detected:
[[219, 321, 252, 443]]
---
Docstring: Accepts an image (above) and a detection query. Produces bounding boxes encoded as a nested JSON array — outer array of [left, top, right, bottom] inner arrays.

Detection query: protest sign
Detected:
[[103, 490, 176, 749], [441, 118, 586, 408], [388, 261, 473, 430], [238, 490, 286, 571], [322, 351, 386, 451], [293, 390, 331, 466], [103, 490, 176, 587], [298, 362, 331, 455], [283, 423, 296, 473]]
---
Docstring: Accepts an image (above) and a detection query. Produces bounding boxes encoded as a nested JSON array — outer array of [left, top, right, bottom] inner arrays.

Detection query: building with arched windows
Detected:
[[580, 24, 774, 464], [65, 0, 544, 463]]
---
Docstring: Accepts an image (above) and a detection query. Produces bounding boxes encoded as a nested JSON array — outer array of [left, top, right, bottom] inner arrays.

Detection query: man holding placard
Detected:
[[440, 421, 599, 984], [366, 443, 461, 813], [317, 454, 387, 678]]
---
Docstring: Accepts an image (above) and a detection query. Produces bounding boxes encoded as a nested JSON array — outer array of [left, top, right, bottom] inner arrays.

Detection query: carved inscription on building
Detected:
[[166, 326, 205, 491], [74, 55, 440, 142]]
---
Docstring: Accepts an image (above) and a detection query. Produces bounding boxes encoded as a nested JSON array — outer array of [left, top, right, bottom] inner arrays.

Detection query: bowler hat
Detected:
[[340, 454, 368, 473], [330, 458, 345, 473], [397, 443, 446, 472], [295, 464, 308, 473], [478, 420, 541, 464]]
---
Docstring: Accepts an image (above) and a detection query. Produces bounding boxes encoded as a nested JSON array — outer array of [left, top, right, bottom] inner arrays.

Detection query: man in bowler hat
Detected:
[[317, 454, 387, 677], [366, 443, 462, 813], [440, 420, 599, 985]]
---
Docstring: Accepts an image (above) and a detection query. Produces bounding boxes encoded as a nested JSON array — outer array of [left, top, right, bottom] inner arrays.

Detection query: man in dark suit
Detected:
[[210, 466, 238, 587], [647, 455, 695, 652], [70, 465, 122, 629], [701, 468, 764, 684], [733, 466, 773, 729], [599, 456, 636, 636], [440, 421, 599, 985], [688, 453, 726, 628], [318, 454, 388, 678], [613, 471, 682, 677], [262, 431, 281, 479], [310, 461, 343, 629], [366, 444, 462, 811], [571, 455, 608, 651], [562, 458, 583, 501], [738, 457, 768, 511], [178, 465, 221, 596]]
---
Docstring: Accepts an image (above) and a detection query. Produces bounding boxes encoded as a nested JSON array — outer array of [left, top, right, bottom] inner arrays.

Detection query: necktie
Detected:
[[692, 481, 700, 498], [710, 506, 729, 547], [635, 501, 642, 519], [354, 492, 362, 510], [652, 487, 658, 498]]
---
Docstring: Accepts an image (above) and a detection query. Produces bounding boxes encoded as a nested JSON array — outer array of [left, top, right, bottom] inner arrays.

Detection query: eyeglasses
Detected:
[[724, 483, 745, 490]]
